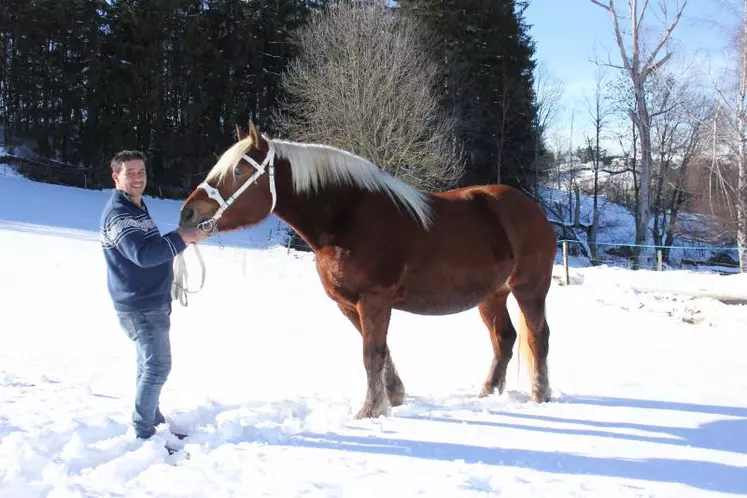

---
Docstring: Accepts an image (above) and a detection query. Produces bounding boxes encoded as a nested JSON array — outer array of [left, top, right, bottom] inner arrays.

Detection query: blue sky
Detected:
[[524, 0, 739, 153]]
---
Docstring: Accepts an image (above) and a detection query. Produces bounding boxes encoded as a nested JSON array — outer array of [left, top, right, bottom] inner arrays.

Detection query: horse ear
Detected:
[[249, 120, 261, 145], [234, 124, 245, 141]]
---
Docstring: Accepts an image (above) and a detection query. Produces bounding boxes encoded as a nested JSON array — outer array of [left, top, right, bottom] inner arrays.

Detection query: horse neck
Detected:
[[271, 161, 357, 251]]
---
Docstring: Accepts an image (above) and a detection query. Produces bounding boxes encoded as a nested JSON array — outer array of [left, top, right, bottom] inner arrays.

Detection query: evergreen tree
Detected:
[[0, 0, 323, 193], [397, 0, 538, 190]]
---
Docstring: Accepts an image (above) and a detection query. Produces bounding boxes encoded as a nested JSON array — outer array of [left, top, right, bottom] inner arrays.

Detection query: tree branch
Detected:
[[638, 0, 651, 25], [601, 167, 637, 176], [591, 0, 634, 75], [596, 60, 627, 70], [650, 102, 678, 119], [641, 1, 687, 78], [645, 51, 672, 77]]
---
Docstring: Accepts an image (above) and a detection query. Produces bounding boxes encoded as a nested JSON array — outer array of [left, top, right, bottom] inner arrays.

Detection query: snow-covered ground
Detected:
[[1, 167, 746, 497]]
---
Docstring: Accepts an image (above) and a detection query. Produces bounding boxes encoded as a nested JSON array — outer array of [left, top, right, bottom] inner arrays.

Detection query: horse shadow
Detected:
[[281, 394, 747, 495], [286, 431, 746, 494], [397, 393, 747, 455]]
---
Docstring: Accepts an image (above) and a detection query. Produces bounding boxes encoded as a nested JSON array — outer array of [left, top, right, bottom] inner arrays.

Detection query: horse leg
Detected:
[[477, 286, 517, 398], [351, 296, 393, 419], [512, 286, 552, 403], [336, 303, 406, 407], [382, 346, 406, 406]]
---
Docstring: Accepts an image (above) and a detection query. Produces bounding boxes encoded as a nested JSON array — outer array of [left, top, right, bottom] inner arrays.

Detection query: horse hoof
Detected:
[[354, 404, 389, 419], [532, 388, 552, 403], [354, 409, 385, 419], [388, 391, 406, 407]]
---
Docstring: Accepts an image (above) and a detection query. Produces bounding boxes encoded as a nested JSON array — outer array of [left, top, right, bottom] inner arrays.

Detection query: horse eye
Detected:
[[234, 165, 242, 176]]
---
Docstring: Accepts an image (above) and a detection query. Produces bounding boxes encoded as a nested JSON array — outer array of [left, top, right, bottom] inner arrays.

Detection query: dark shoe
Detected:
[[136, 426, 156, 440]]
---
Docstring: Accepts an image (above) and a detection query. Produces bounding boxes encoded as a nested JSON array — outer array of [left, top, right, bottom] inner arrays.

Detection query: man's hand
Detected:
[[178, 227, 210, 245]]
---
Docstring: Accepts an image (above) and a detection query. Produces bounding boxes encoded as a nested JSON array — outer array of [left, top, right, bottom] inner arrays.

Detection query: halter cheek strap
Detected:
[[196, 145, 276, 232]]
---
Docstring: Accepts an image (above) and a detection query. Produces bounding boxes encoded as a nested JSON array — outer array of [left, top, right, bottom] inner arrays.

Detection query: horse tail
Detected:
[[516, 305, 535, 386]]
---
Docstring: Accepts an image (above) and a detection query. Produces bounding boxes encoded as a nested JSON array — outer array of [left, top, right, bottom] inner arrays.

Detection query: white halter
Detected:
[[196, 144, 277, 232], [171, 144, 277, 307]]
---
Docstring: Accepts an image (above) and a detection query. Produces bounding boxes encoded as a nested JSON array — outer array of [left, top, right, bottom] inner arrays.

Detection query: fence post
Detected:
[[563, 241, 569, 285], [657, 249, 663, 272]]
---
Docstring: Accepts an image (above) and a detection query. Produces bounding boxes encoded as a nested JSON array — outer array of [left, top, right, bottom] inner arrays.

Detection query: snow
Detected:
[[1, 168, 746, 497]]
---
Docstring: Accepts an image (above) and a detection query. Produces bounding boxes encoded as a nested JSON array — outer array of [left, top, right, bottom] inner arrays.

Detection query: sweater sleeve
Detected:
[[104, 210, 187, 268]]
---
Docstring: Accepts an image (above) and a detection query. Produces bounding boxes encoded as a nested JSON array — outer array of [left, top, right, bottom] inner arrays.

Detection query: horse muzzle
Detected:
[[179, 203, 215, 232]]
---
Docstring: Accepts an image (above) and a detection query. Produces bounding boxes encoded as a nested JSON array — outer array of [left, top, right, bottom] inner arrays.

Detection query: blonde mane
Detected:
[[205, 136, 434, 228]]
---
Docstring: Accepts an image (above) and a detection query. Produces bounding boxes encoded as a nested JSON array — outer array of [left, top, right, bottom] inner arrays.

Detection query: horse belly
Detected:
[[395, 293, 491, 315], [395, 266, 503, 315]]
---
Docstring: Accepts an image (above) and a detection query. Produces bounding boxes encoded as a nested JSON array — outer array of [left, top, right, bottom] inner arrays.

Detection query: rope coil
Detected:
[[171, 243, 206, 307]]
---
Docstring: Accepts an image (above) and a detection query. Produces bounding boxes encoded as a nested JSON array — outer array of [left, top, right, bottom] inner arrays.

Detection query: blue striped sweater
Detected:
[[100, 189, 187, 312]]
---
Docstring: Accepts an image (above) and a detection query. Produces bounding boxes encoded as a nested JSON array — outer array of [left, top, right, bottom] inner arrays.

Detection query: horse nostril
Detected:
[[181, 207, 194, 221]]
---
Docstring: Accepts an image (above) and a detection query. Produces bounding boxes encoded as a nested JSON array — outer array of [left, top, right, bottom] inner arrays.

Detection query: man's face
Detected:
[[113, 159, 147, 199]]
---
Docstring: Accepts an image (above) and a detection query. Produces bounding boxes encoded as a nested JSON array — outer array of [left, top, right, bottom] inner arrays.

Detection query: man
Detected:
[[99, 150, 208, 440]]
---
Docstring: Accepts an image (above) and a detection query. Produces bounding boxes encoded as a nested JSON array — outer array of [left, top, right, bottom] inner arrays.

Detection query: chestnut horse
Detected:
[[179, 123, 556, 419]]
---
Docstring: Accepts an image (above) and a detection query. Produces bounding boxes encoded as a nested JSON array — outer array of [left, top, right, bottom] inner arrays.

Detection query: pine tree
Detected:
[[1, 0, 324, 192], [398, 0, 537, 190]]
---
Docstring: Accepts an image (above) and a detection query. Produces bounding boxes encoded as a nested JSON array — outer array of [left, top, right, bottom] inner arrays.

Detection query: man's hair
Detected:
[[110, 150, 145, 174]]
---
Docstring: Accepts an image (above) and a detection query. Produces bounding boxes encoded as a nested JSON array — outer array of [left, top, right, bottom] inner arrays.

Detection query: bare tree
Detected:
[[532, 62, 566, 193], [662, 98, 713, 261], [274, 0, 464, 191], [548, 129, 567, 191], [650, 72, 686, 248], [604, 72, 642, 212], [693, 0, 747, 271], [648, 74, 713, 260], [719, 0, 747, 272], [738, 1, 747, 271], [583, 68, 613, 262], [590, 0, 687, 268], [568, 110, 577, 225]]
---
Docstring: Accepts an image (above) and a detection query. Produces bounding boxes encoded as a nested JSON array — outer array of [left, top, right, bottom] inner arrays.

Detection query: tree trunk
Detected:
[[738, 125, 746, 272], [737, 0, 747, 272], [635, 101, 653, 269], [663, 190, 681, 263], [652, 151, 668, 248], [590, 180, 600, 263], [631, 117, 640, 233]]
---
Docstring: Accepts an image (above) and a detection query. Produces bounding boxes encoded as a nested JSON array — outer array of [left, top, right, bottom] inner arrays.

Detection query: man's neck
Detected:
[[119, 189, 142, 208]]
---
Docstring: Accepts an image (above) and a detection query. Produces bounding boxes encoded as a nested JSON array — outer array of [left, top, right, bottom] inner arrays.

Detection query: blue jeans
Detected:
[[116, 303, 172, 439]]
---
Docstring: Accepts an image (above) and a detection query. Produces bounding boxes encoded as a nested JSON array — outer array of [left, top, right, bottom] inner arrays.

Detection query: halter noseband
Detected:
[[196, 145, 277, 232]]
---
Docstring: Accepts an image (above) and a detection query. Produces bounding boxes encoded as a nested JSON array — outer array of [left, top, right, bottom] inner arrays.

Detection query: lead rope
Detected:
[[171, 243, 206, 307]]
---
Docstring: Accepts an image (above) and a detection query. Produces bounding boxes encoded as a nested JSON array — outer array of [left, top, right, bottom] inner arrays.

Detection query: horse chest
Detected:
[[317, 258, 349, 292], [315, 248, 405, 305]]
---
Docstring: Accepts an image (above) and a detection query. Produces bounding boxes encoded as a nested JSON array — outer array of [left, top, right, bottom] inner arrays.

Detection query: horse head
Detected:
[[179, 121, 277, 233]]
